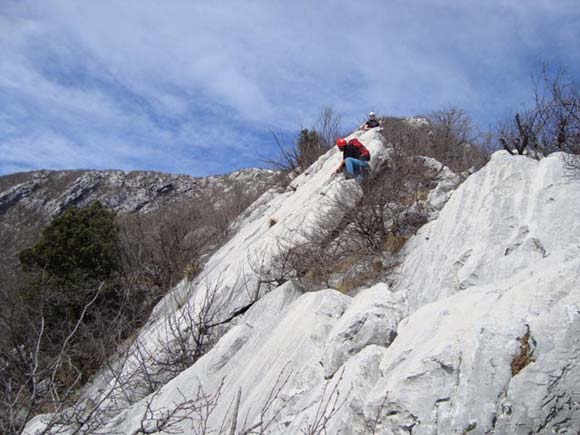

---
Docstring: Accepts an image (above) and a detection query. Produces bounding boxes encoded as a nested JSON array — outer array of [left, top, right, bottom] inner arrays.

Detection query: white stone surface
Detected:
[[421, 156, 463, 214], [68, 129, 391, 415], [397, 152, 580, 313], [321, 283, 403, 379], [364, 253, 580, 434], [25, 149, 580, 434]]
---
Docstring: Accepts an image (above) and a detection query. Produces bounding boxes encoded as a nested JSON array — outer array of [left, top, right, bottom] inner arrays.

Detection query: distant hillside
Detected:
[[0, 167, 278, 216], [0, 167, 279, 294]]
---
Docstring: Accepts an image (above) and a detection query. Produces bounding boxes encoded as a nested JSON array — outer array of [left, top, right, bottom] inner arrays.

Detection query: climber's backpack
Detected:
[[348, 138, 371, 161]]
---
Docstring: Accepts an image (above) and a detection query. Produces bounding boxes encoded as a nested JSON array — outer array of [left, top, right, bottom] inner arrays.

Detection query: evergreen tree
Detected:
[[18, 202, 123, 362], [20, 201, 120, 284], [297, 128, 324, 169]]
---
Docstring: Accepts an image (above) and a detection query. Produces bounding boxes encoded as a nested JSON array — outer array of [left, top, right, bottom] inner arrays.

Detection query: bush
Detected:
[[499, 68, 580, 161], [380, 110, 490, 173], [20, 201, 120, 282], [1, 202, 131, 433], [267, 107, 343, 175], [19, 202, 122, 331]]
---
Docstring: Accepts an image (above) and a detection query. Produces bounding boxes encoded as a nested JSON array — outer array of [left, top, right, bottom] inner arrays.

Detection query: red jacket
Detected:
[[347, 138, 370, 161]]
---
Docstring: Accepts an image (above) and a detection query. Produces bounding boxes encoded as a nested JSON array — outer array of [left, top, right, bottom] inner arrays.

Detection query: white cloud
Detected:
[[0, 0, 579, 175]]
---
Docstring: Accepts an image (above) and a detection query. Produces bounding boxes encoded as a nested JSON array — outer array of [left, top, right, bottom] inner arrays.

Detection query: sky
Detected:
[[1, 0, 579, 177]]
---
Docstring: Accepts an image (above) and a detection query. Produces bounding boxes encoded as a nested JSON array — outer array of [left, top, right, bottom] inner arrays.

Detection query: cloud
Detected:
[[1, 0, 579, 176]]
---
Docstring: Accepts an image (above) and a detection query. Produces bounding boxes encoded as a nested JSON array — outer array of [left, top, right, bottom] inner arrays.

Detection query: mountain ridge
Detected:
[[20, 130, 580, 434]]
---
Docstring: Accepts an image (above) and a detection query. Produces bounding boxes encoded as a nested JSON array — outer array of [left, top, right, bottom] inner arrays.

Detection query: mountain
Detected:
[[24, 129, 580, 434], [0, 167, 279, 293], [0, 167, 279, 216]]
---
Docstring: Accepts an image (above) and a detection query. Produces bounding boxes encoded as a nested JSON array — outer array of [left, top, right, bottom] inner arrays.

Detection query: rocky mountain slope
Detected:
[[25, 130, 580, 434], [0, 167, 278, 291], [0, 167, 278, 217]]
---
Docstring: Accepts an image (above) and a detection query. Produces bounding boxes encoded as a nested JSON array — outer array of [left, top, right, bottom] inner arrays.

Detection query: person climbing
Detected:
[[332, 137, 371, 184], [361, 112, 380, 130]]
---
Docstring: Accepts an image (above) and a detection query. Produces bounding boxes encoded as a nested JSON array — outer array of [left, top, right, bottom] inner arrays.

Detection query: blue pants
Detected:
[[344, 158, 370, 184]]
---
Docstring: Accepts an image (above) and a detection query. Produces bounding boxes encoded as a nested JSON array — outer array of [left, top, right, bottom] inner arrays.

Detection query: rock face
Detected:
[[0, 167, 278, 218], [320, 284, 403, 379], [24, 142, 580, 434]]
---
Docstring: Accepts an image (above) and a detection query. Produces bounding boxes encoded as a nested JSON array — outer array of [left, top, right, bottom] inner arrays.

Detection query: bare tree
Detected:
[[428, 108, 488, 172], [315, 107, 343, 149], [499, 67, 579, 161], [380, 112, 488, 173], [264, 107, 343, 176], [132, 383, 224, 435]]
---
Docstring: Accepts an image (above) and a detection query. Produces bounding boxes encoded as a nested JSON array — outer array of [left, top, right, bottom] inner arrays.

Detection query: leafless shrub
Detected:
[[380, 110, 489, 173], [548, 72, 580, 175], [264, 130, 301, 177], [254, 140, 443, 295], [366, 393, 390, 435], [3, 275, 235, 434], [233, 366, 298, 435], [499, 67, 580, 161], [300, 369, 350, 435], [265, 107, 343, 175], [200, 181, 265, 242], [118, 200, 212, 294], [134, 383, 223, 435], [249, 242, 299, 295], [117, 277, 236, 405], [429, 108, 489, 172], [250, 218, 348, 292], [380, 116, 432, 157], [328, 146, 433, 261], [0, 282, 107, 435], [316, 107, 343, 150]]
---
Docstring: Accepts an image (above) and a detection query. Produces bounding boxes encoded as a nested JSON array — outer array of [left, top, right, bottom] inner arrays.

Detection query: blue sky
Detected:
[[1, 0, 579, 176]]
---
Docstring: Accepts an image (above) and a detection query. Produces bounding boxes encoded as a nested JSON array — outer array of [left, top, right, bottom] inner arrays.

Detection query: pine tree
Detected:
[[296, 128, 323, 169]]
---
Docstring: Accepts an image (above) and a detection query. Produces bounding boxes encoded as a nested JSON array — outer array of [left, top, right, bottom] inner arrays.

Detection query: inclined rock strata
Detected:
[[25, 146, 580, 434]]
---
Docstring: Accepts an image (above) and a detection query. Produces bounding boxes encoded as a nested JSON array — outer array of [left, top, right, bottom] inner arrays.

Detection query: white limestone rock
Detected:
[[0, 177, 43, 212], [397, 151, 580, 313], [89, 130, 390, 405], [104, 284, 351, 435], [420, 156, 463, 214], [25, 146, 580, 434], [321, 283, 403, 379], [364, 250, 580, 434], [281, 344, 389, 435]]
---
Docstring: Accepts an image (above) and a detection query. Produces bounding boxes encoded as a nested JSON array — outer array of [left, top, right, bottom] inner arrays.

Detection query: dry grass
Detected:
[[183, 263, 200, 282], [336, 275, 367, 294], [511, 328, 535, 376], [383, 234, 409, 254], [415, 190, 430, 201]]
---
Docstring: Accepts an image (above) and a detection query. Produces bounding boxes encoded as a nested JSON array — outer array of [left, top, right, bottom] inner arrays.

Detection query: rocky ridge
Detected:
[[0, 167, 278, 218], [24, 130, 580, 434]]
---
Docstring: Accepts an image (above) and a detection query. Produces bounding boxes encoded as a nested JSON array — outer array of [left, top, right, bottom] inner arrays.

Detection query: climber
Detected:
[[332, 137, 371, 184], [361, 112, 380, 130]]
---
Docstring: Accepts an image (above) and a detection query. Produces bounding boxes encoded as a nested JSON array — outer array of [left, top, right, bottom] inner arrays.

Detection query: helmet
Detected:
[[369, 112, 376, 119], [336, 138, 347, 149]]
